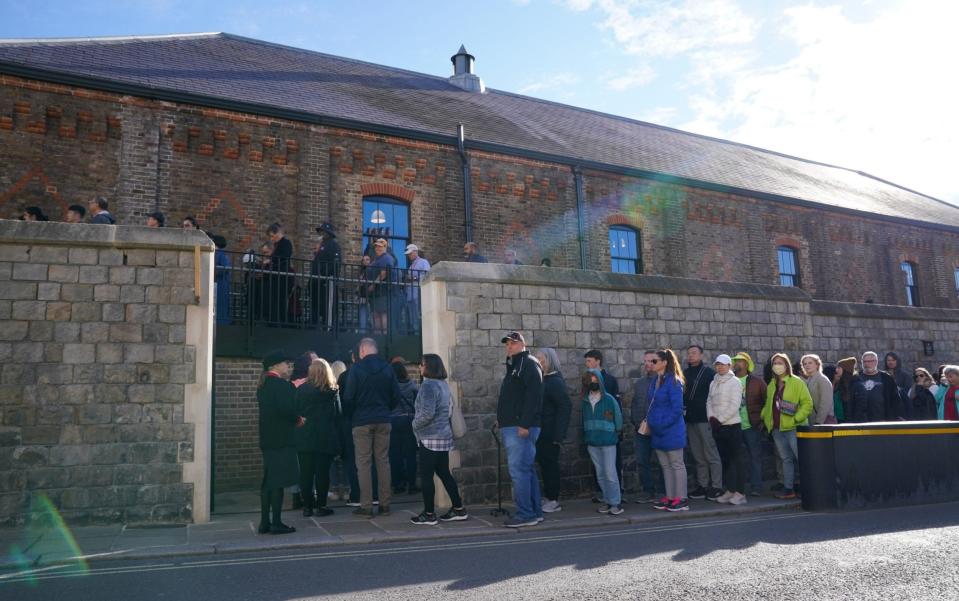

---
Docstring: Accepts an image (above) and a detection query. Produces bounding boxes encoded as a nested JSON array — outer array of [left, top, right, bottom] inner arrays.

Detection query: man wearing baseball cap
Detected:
[[403, 244, 430, 334], [496, 331, 545, 527]]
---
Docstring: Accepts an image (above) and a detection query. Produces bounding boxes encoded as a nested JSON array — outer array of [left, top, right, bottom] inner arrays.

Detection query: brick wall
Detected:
[[213, 357, 262, 493], [3, 74, 959, 309], [421, 263, 959, 504], [0, 220, 213, 525]]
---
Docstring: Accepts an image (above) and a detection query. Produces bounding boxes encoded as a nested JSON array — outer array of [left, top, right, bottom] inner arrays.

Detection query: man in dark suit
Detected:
[[257, 349, 304, 534], [311, 222, 341, 327], [267, 223, 294, 324]]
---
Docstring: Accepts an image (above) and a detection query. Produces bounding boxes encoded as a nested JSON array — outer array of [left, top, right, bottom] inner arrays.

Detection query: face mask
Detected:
[[772, 364, 787, 376], [588, 382, 600, 392]]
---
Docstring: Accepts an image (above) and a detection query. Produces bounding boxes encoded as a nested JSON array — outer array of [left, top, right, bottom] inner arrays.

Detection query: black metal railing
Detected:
[[213, 251, 425, 359]]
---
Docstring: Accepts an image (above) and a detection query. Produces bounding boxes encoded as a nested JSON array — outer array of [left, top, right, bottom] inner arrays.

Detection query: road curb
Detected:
[[0, 500, 802, 569]]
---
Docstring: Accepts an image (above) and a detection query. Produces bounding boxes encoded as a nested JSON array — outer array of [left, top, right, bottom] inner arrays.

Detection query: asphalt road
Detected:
[[4, 503, 959, 600]]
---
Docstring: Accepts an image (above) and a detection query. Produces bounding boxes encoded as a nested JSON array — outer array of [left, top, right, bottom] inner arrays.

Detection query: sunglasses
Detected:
[[649, 359, 662, 364]]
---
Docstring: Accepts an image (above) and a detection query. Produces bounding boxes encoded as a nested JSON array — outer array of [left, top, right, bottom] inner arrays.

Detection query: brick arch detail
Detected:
[[607, 213, 643, 229], [898, 253, 919, 265], [360, 183, 415, 203], [772, 235, 802, 250]]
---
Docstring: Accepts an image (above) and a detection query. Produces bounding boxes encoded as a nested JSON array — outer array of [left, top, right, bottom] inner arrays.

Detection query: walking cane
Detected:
[[490, 424, 511, 517]]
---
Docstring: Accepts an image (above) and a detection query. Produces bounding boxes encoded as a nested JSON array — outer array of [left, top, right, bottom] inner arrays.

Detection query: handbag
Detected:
[[638, 378, 660, 436], [779, 399, 798, 416], [450, 393, 467, 439]]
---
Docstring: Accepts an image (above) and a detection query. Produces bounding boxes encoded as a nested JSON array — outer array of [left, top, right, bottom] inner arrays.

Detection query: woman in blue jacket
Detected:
[[645, 349, 688, 512]]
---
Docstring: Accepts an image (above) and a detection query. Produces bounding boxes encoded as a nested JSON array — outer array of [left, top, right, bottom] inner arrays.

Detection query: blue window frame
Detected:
[[902, 261, 919, 306], [777, 246, 800, 287], [362, 197, 410, 269], [954, 268, 959, 297], [609, 226, 641, 274]]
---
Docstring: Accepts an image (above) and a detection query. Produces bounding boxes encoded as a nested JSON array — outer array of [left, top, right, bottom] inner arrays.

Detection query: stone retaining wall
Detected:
[[421, 262, 959, 503], [0, 220, 214, 525]]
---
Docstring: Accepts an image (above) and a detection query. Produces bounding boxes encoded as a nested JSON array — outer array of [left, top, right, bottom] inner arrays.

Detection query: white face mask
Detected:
[[772, 364, 787, 376]]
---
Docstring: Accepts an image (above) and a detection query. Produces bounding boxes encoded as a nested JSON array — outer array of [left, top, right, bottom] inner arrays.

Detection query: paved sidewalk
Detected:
[[1, 495, 801, 569]]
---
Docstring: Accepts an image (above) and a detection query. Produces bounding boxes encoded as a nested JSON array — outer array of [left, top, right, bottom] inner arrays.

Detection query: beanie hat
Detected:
[[837, 357, 858, 374]]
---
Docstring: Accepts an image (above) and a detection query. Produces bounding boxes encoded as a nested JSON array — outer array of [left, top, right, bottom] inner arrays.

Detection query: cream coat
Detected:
[[706, 371, 743, 425]]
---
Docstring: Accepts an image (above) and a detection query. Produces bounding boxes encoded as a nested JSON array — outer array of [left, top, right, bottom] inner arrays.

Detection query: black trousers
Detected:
[[298, 452, 335, 509], [713, 425, 746, 494], [535, 438, 562, 501], [260, 473, 283, 527], [418, 446, 463, 514]]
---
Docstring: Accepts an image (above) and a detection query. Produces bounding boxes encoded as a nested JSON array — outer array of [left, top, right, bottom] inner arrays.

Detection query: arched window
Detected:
[[362, 196, 410, 269], [901, 261, 919, 306], [609, 226, 641, 274], [777, 246, 800, 287]]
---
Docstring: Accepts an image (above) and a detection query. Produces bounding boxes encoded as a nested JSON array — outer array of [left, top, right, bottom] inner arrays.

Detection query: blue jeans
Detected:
[[741, 427, 764, 493], [771, 429, 798, 490], [633, 434, 664, 495], [500, 426, 542, 521], [588, 445, 621, 506]]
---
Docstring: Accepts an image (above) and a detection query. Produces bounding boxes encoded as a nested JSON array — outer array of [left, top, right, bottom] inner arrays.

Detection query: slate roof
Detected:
[[0, 32, 956, 229]]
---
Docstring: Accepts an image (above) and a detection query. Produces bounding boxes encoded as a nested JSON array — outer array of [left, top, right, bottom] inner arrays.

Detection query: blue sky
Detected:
[[3, 0, 957, 203]]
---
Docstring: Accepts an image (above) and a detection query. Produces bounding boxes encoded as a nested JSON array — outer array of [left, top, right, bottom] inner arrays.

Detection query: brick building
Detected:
[[3, 33, 959, 503], [1, 32, 957, 308]]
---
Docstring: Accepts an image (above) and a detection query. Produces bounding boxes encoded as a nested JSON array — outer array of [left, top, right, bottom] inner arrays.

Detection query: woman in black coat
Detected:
[[257, 350, 303, 534], [295, 358, 342, 516], [532, 348, 572, 513]]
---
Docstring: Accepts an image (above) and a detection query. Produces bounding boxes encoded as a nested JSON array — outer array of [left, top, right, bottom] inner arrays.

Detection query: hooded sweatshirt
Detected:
[[582, 368, 622, 447], [706, 371, 742, 426]]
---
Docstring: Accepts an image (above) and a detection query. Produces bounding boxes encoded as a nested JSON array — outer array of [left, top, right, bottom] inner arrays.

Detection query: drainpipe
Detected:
[[574, 166, 588, 270], [457, 123, 473, 243]]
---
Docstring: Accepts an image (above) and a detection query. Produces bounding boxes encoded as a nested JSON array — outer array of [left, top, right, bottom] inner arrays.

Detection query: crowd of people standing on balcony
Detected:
[[17, 198, 545, 334]]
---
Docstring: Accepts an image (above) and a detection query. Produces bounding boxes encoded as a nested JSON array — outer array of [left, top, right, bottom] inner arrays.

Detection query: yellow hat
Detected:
[[731, 352, 755, 373]]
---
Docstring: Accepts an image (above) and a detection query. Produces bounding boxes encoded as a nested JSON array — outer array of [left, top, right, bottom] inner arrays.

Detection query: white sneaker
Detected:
[[542, 499, 563, 513], [716, 491, 735, 504], [729, 492, 748, 505]]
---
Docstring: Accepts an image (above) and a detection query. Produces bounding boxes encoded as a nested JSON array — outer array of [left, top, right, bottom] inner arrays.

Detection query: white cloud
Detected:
[[605, 64, 656, 90], [518, 72, 580, 94], [594, 0, 757, 57], [679, 1, 959, 201]]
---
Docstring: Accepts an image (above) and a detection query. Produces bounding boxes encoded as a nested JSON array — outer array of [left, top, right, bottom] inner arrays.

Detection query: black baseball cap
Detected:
[[500, 331, 526, 344]]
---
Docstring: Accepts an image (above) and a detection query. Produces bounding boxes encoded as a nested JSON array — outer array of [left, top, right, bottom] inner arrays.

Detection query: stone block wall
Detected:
[[0, 220, 213, 525], [421, 262, 959, 503]]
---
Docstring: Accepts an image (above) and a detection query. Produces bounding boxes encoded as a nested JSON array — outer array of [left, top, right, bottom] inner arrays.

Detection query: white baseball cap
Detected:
[[404, 244, 419, 254], [714, 354, 732, 365]]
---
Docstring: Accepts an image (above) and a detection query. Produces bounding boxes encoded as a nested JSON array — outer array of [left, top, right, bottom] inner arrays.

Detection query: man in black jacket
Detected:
[[257, 349, 303, 535], [311, 222, 341, 327], [343, 338, 401, 517], [859, 351, 907, 421], [267, 222, 294, 324], [684, 345, 723, 501], [496, 331, 544, 527]]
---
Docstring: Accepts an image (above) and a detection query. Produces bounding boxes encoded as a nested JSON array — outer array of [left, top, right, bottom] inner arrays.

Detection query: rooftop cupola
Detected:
[[449, 44, 485, 93]]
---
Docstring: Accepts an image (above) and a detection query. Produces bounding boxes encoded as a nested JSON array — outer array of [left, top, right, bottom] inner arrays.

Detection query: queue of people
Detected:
[[257, 328, 956, 532], [255, 339, 469, 534], [492, 332, 955, 524]]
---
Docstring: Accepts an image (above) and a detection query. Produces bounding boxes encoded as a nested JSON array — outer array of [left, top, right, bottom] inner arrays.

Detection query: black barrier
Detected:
[[798, 421, 959, 511]]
